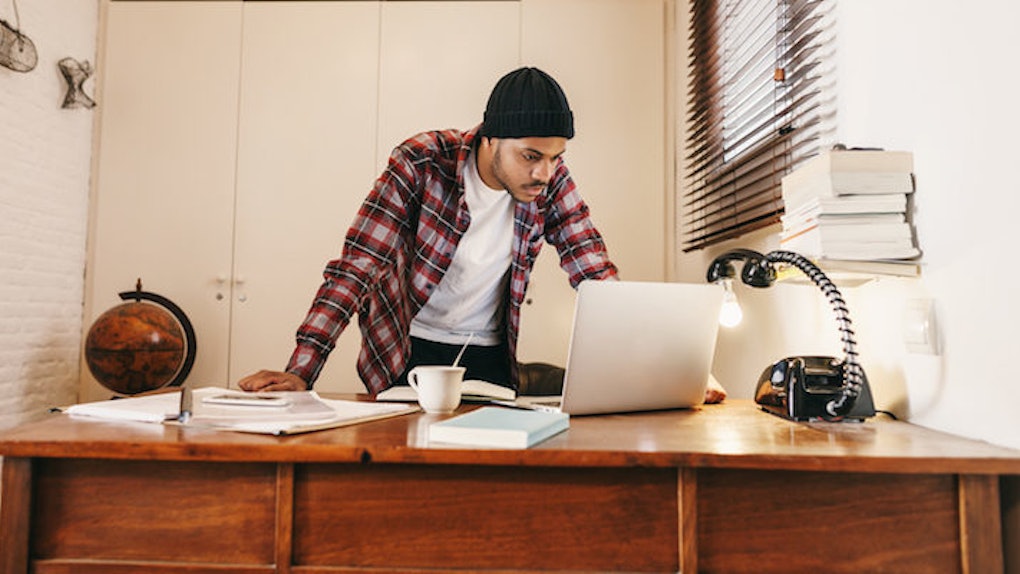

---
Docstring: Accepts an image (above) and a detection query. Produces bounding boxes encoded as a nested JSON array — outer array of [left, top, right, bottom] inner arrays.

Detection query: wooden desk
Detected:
[[1, 400, 1018, 573]]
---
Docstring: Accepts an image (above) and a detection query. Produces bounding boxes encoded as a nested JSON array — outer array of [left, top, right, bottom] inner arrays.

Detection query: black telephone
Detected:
[[755, 356, 876, 422]]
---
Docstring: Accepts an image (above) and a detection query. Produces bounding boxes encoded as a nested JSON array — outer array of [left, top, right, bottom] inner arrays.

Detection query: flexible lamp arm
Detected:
[[706, 249, 864, 418]]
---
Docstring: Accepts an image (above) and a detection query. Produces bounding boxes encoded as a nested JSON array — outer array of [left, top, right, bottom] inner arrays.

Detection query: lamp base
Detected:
[[755, 356, 877, 422]]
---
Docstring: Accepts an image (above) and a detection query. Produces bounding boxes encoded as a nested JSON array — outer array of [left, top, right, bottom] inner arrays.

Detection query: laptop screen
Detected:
[[557, 280, 723, 415]]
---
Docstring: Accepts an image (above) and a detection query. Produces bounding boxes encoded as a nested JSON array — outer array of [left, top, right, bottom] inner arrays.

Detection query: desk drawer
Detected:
[[31, 458, 277, 566], [695, 468, 961, 572], [294, 463, 679, 572]]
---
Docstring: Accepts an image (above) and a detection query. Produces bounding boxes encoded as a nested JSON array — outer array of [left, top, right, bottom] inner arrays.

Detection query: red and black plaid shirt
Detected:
[[286, 127, 618, 393]]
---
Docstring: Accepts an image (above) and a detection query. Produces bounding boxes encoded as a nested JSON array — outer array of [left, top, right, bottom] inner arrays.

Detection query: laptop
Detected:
[[509, 280, 723, 415]]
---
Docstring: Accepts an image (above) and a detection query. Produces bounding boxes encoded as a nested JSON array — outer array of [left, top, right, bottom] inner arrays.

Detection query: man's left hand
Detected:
[[704, 374, 727, 404]]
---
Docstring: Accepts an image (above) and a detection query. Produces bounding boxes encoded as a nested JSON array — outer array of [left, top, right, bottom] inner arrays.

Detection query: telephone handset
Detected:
[[755, 356, 876, 421]]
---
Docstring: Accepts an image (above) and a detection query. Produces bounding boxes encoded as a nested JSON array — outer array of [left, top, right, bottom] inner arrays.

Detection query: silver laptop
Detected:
[[513, 280, 723, 415]]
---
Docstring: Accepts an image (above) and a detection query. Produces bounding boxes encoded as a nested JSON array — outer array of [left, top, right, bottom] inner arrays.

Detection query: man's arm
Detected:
[[541, 166, 619, 285]]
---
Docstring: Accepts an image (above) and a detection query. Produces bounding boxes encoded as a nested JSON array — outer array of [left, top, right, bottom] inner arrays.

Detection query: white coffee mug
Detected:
[[407, 366, 465, 414]]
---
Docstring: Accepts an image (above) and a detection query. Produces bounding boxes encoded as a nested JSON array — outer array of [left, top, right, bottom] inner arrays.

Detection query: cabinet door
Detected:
[[234, 2, 518, 393], [247, 0, 518, 392], [230, 2, 381, 392], [83, 2, 243, 401], [376, 1, 521, 162], [517, 0, 667, 366]]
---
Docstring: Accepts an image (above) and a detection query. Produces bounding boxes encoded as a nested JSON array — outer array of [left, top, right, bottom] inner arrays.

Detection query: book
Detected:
[[783, 193, 908, 219], [376, 379, 516, 403], [781, 221, 913, 243], [781, 150, 914, 212], [780, 233, 920, 260], [61, 387, 419, 435], [781, 212, 905, 234], [427, 406, 569, 449], [814, 258, 921, 277], [775, 258, 921, 286]]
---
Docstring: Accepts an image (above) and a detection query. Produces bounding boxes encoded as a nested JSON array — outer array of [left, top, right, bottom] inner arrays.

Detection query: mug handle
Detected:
[[407, 368, 420, 393]]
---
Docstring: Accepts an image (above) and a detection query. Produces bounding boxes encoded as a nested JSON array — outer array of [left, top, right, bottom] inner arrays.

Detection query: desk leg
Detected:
[[959, 474, 1003, 574], [0, 457, 31, 574], [678, 468, 698, 574]]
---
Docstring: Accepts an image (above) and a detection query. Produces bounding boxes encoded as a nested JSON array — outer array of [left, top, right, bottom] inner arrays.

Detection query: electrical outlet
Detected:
[[903, 298, 939, 355]]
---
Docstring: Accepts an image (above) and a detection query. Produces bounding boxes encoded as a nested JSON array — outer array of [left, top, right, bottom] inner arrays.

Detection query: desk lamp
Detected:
[[706, 249, 876, 422]]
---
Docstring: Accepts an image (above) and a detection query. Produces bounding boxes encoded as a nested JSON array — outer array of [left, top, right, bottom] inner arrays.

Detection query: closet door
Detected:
[[230, 2, 381, 392], [83, 2, 243, 401], [376, 1, 521, 164], [231, 1, 518, 393], [517, 0, 667, 366]]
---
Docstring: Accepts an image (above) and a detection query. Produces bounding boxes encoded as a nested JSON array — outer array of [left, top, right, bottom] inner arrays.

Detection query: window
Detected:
[[680, 0, 835, 251]]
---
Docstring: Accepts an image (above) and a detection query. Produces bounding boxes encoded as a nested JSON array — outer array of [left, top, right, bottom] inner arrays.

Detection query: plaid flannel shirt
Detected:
[[286, 127, 618, 393]]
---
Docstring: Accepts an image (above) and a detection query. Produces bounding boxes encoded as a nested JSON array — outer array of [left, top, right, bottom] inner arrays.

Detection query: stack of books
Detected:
[[779, 149, 920, 262]]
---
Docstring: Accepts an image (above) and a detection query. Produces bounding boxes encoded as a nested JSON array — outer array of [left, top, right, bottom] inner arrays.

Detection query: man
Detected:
[[239, 67, 726, 403]]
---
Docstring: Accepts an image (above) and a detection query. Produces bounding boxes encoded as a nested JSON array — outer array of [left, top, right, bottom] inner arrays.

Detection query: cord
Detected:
[[764, 250, 864, 418]]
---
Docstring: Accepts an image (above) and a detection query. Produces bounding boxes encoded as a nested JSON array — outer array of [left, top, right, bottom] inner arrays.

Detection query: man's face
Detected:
[[488, 137, 568, 203]]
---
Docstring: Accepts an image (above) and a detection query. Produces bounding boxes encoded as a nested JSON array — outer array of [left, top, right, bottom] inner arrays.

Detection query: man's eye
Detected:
[[523, 154, 539, 162]]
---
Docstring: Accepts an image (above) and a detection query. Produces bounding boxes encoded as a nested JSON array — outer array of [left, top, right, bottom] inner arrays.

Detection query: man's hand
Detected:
[[236, 370, 308, 392], [704, 374, 727, 404]]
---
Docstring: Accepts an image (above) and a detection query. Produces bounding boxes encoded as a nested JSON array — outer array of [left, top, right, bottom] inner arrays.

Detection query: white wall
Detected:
[[0, 1, 98, 429], [677, 1, 1020, 451]]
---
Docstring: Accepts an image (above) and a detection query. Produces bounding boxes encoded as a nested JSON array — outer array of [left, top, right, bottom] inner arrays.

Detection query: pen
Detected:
[[177, 387, 193, 424]]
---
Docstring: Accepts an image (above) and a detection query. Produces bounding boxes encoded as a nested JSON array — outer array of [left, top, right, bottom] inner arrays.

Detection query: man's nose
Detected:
[[533, 159, 555, 181]]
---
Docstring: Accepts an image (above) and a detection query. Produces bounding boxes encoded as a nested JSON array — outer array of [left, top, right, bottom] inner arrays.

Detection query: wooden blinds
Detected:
[[681, 0, 835, 251]]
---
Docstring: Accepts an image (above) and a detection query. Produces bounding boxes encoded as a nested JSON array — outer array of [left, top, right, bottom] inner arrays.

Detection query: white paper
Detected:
[[62, 387, 419, 435]]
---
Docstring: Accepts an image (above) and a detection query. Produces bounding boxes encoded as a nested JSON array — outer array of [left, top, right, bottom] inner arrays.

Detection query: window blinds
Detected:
[[681, 0, 835, 251]]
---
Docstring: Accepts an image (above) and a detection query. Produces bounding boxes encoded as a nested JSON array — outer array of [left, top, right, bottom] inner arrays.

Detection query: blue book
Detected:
[[428, 406, 569, 449]]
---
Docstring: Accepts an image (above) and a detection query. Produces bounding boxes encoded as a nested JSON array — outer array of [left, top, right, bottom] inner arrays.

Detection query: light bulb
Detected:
[[718, 279, 743, 327]]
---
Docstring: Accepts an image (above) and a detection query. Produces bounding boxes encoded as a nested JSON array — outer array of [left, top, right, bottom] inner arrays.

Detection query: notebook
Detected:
[[508, 280, 723, 415]]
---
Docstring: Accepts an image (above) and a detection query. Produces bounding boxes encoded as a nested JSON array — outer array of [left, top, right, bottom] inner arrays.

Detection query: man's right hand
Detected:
[[236, 370, 308, 392]]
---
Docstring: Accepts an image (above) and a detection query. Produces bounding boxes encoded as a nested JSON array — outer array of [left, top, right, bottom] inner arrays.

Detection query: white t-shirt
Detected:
[[409, 150, 514, 346]]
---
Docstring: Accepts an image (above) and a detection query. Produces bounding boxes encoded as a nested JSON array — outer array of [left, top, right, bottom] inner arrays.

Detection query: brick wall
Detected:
[[0, 1, 98, 429]]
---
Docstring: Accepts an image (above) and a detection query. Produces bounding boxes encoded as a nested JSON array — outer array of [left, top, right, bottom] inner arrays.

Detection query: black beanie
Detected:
[[480, 67, 575, 139]]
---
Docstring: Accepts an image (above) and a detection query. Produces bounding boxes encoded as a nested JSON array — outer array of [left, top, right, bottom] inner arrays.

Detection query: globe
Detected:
[[85, 300, 187, 395]]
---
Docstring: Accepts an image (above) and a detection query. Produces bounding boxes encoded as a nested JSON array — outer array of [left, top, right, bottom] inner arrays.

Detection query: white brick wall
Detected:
[[0, 1, 99, 429]]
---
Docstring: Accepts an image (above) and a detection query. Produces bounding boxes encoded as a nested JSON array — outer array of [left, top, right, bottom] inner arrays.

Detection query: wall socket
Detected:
[[903, 298, 939, 355]]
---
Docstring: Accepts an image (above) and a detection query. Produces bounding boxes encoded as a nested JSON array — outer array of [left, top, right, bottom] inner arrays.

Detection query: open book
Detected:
[[375, 379, 516, 403], [61, 387, 418, 435]]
